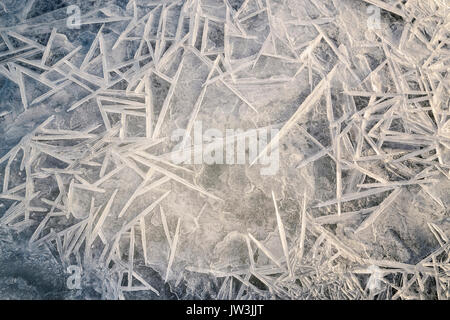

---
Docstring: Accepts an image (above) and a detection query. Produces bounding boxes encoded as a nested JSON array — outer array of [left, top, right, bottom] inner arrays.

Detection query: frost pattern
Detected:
[[0, 0, 449, 299]]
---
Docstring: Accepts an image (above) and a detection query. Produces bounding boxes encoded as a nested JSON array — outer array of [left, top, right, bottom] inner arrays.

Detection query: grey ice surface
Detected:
[[0, 0, 449, 300]]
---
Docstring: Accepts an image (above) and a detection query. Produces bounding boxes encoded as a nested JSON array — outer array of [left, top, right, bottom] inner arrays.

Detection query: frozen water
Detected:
[[0, 0, 449, 300]]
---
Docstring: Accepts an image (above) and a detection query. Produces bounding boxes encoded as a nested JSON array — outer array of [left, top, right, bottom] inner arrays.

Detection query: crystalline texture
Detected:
[[0, 0, 449, 300]]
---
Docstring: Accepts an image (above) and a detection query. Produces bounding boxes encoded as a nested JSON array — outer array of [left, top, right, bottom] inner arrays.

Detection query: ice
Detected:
[[0, 0, 449, 300]]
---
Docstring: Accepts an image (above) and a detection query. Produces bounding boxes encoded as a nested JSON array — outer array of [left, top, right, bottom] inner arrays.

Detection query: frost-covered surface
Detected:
[[0, 0, 449, 300]]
